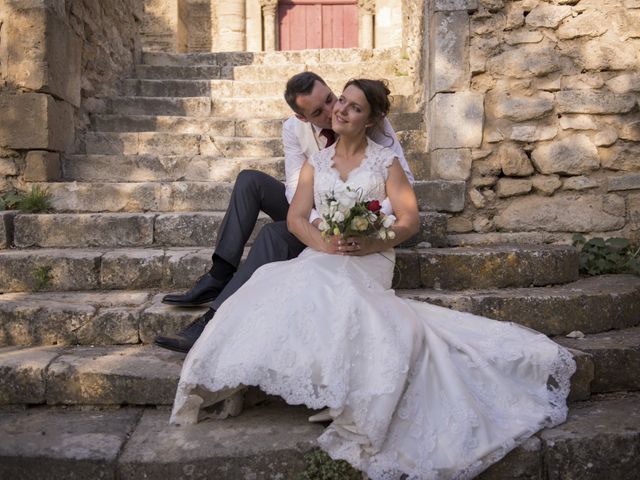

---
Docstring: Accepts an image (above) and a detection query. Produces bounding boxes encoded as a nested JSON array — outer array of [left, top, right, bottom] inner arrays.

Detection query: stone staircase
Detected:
[[1, 49, 639, 479]]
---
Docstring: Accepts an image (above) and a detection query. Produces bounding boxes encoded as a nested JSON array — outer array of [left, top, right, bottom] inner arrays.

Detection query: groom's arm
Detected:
[[282, 118, 322, 226]]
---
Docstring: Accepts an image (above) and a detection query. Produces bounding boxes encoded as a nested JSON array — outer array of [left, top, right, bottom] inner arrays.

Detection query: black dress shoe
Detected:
[[154, 309, 215, 353], [162, 273, 226, 306]]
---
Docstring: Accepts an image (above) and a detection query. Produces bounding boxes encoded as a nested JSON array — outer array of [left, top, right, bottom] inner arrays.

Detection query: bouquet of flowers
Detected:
[[318, 185, 396, 240]]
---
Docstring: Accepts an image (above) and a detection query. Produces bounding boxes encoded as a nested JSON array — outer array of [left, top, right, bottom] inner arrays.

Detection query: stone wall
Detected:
[[428, 0, 640, 242], [0, 0, 141, 187]]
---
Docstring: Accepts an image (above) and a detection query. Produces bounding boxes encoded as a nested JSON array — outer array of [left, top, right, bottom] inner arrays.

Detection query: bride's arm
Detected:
[[344, 158, 420, 256], [287, 162, 341, 254]]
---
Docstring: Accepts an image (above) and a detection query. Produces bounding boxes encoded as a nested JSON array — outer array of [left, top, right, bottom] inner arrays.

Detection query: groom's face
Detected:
[[294, 80, 337, 130]]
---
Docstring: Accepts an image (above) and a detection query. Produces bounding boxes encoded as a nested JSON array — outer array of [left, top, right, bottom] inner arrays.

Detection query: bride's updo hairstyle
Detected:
[[344, 78, 392, 143]]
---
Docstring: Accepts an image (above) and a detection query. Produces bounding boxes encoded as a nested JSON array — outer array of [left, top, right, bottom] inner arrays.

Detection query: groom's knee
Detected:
[[234, 169, 268, 195]]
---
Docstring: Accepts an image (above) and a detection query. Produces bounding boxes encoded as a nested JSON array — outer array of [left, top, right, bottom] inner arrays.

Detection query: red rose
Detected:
[[367, 200, 381, 212]]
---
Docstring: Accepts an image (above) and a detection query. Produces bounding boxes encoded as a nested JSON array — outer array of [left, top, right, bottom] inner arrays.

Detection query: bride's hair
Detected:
[[344, 79, 393, 145]]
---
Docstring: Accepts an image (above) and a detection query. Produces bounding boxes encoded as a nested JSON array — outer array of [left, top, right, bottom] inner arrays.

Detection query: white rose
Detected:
[[332, 211, 345, 222], [378, 229, 387, 240], [318, 220, 329, 231], [382, 214, 396, 228], [387, 230, 396, 239], [350, 216, 369, 231]]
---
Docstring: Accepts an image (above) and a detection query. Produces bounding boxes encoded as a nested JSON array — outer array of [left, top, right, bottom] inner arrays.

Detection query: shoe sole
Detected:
[[161, 297, 216, 307], [153, 340, 190, 354]]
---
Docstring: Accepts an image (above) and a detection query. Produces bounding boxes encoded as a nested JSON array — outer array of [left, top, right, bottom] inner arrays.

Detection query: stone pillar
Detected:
[[375, 0, 403, 48], [218, 0, 246, 51], [246, 0, 263, 52], [142, 0, 182, 52], [260, 0, 278, 51], [359, 0, 375, 49]]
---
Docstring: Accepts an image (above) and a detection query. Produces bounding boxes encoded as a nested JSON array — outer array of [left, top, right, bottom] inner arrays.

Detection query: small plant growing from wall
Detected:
[[33, 265, 53, 291], [0, 186, 52, 213], [573, 234, 640, 276]]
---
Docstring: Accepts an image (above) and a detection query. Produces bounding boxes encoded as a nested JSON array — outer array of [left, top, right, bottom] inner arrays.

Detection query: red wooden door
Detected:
[[278, 0, 359, 50]]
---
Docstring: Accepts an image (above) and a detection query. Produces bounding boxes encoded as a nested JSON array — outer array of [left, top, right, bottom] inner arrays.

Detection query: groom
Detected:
[[155, 71, 414, 353]]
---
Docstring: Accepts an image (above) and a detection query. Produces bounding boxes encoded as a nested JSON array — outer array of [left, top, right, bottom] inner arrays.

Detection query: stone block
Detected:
[[0, 93, 74, 151], [154, 212, 222, 247], [607, 174, 640, 192], [525, 5, 572, 28], [0, 210, 16, 248], [477, 438, 541, 480], [489, 91, 554, 122], [559, 115, 597, 131], [430, 149, 472, 180], [14, 213, 155, 248], [556, 90, 636, 114], [431, 11, 470, 93], [0, 158, 18, 176], [44, 182, 161, 213], [594, 128, 618, 147], [565, 350, 594, 402], [606, 73, 640, 94], [414, 180, 466, 212], [469, 188, 486, 208], [497, 143, 534, 177], [434, 0, 478, 11], [600, 143, 640, 171], [45, 346, 183, 405], [510, 125, 558, 142], [531, 135, 599, 175], [562, 176, 598, 191], [540, 395, 640, 480], [75, 307, 140, 345], [494, 194, 626, 232], [168, 181, 232, 211], [139, 295, 206, 343], [561, 73, 606, 90], [430, 92, 484, 149], [0, 346, 60, 403], [23, 150, 61, 181], [100, 249, 165, 290], [620, 120, 640, 142], [0, 409, 139, 480], [505, 31, 544, 45], [557, 10, 607, 39], [568, 37, 639, 72], [496, 178, 532, 198], [487, 46, 561, 78]]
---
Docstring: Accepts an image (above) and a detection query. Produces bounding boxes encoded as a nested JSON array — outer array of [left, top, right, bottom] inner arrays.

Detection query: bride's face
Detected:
[[332, 85, 372, 137]]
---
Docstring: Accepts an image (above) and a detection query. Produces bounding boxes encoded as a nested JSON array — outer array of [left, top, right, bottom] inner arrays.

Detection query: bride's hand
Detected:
[[338, 236, 382, 256], [321, 234, 343, 254]]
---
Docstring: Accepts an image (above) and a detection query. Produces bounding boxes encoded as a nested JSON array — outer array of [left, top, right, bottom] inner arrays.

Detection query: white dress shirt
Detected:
[[282, 116, 415, 223]]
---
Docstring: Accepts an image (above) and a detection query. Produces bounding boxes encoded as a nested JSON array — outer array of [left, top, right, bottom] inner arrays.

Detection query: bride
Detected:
[[171, 79, 576, 480]]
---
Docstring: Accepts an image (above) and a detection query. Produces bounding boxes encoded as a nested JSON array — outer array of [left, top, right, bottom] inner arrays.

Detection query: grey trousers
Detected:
[[210, 170, 306, 310]]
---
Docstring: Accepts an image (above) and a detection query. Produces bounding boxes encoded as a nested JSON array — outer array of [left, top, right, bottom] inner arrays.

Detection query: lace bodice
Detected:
[[310, 137, 397, 211]]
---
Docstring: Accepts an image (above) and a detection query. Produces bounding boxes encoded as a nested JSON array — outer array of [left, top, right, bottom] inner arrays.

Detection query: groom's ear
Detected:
[[295, 113, 308, 123]]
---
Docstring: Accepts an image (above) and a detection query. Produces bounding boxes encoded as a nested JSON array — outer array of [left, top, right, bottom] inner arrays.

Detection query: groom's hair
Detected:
[[284, 72, 328, 116]]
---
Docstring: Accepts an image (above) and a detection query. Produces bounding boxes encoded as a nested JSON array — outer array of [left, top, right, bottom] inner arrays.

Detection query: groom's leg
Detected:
[[211, 221, 306, 310], [162, 170, 289, 306]]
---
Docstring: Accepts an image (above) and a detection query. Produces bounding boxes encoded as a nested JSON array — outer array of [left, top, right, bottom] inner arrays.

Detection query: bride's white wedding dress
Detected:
[[171, 138, 576, 480]]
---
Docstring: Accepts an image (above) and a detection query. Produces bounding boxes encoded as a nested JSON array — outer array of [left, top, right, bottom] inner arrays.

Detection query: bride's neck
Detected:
[[336, 132, 367, 158]]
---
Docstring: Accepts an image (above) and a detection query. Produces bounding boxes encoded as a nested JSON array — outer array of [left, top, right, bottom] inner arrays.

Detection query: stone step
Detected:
[[82, 132, 284, 157], [0, 341, 595, 407], [31, 180, 463, 213], [400, 274, 640, 336], [230, 60, 409, 82], [90, 112, 424, 134], [123, 76, 415, 98], [141, 47, 402, 67], [107, 96, 211, 116], [135, 64, 228, 80], [2, 393, 639, 479], [63, 155, 285, 183]]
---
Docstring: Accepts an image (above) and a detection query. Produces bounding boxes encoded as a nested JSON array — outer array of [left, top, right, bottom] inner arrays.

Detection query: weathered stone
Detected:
[[430, 93, 484, 149], [0, 211, 16, 249], [431, 149, 472, 180], [139, 295, 206, 343], [557, 327, 640, 393], [485, 129, 504, 143], [163, 248, 211, 289], [630, 193, 640, 230], [0, 158, 18, 176], [417, 245, 578, 291], [473, 215, 493, 232], [45, 346, 183, 405], [489, 91, 554, 122], [559, 115, 597, 131], [447, 216, 473, 233], [496, 178, 533, 198], [620, 120, 640, 142], [154, 212, 223, 247], [495, 194, 625, 232], [607, 174, 640, 192], [594, 128, 618, 147], [413, 180, 466, 212], [557, 10, 607, 39], [118, 406, 322, 479], [562, 176, 598, 191], [43, 182, 161, 213], [75, 308, 140, 345], [0, 93, 74, 151], [600, 143, 640, 171], [0, 409, 139, 480], [540, 394, 640, 480], [469, 188, 486, 208], [431, 11, 470, 93], [556, 90, 636, 114], [531, 135, 599, 175], [532, 174, 562, 196], [525, 5, 572, 28], [0, 249, 101, 292], [478, 438, 542, 480], [434, 0, 479, 11], [606, 73, 640, 94], [505, 31, 543, 45], [167, 182, 233, 212], [472, 11, 505, 35], [565, 350, 594, 402], [497, 143, 534, 177], [471, 175, 498, 187], [504, 2, 525, 30], [14, 213, 155, 248], [561, 73, 605, 90], [23, 150, 61, 181], [100, 249, 164, 290], [567, 36, 639, 71], [472, 148, 492, 160], [510, 125, 558, 142], [0, 346, 60, 403]]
